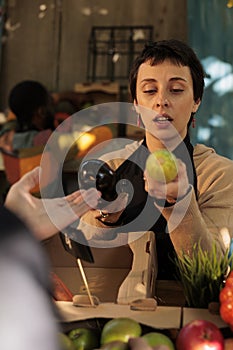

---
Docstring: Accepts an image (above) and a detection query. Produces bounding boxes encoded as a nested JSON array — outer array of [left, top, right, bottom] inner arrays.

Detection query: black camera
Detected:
[[79, 159, 118, 207]]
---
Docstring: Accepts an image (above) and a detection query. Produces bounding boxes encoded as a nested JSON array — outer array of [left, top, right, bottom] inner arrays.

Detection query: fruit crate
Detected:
[[45, 231, 157, 304], [60, 317, 178, 348], [57, 306, 233, 349]]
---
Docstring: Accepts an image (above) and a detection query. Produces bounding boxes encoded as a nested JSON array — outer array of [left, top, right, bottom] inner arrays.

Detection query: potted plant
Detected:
[[174, 242, 233, 308]]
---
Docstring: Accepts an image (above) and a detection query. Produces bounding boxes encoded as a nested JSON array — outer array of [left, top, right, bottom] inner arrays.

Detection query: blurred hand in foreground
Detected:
[[128, 337, 171, 350], [5, 166, 100, 240]]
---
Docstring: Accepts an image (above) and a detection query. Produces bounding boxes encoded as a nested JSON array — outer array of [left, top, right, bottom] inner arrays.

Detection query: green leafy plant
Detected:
[[174, 242, 233, 308]]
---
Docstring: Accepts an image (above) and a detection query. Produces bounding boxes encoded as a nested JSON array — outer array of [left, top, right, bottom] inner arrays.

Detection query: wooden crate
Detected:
[[43, 231, 157, 304]]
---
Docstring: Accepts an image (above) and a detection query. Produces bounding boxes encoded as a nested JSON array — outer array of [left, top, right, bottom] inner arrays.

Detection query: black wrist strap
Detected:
[[97, 217, 122, 227], [154, 199, 175, 207]]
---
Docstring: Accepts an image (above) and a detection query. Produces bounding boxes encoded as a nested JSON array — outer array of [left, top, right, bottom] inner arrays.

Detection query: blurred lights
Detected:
[[208, 114, 225, 128], [227, 0, 233, 8], [201, 56, 233, 96], [75, 132, 96, 151], [220, 227, 231, 249], [39, 4, 47, 11], [212, 73, 233, 96], [38, 4, 47, 19], [201, 56, 232, 89], [197, 127, 211, 142], [57, 132, 96, 153]]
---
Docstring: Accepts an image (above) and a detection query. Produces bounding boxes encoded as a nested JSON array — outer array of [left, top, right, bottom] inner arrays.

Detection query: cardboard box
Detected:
[[43, 231, 157, 304]]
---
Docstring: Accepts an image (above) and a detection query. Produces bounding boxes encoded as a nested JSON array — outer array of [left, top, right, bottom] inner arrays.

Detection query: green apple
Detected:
[[100, 317, 142, 345], [100, 340, 129, 349], [59, 332, 76, 350], [146, 149, 178, 183], [68, 327, 99, 350], [142, 332, 175, 350]]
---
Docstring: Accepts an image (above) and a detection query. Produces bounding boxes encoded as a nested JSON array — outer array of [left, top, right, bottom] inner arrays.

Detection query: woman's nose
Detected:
[[155, 94, 169, 108]]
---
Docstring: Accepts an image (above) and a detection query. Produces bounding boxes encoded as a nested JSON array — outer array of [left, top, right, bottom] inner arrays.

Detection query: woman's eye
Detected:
[[143, 89, 156, 94], [170, 88, 184, 93]]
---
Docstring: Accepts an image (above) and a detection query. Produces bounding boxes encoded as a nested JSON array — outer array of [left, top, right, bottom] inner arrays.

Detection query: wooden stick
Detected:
[[76, 258, 95, 307]]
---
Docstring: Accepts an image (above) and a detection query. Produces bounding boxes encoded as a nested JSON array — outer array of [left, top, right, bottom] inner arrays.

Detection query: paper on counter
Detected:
[[55, 301, 181, 329], [182, 308, 228, 328]]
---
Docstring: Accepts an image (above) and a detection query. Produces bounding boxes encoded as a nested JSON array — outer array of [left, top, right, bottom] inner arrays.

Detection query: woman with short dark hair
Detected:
[[77, 39, 233, 280]]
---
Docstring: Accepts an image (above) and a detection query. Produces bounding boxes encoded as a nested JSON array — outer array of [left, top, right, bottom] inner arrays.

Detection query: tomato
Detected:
[[219, 286, 233, 304], [225, 276, 233, 289], [220, 301, 233, 325], [225, 270, 233, 282]]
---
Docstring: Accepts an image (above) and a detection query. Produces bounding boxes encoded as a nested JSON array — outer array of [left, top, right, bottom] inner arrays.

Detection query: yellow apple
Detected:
[[100, 317, 142, 345], [143, 332, 175, 349], [146, 149, 178, 183]]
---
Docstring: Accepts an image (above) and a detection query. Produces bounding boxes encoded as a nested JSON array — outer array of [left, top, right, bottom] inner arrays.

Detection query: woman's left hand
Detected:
[[144, 159, 190, 203]]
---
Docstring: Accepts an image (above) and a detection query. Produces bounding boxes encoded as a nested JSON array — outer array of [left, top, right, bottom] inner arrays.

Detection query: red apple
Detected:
[[176, 320, 224, 350]]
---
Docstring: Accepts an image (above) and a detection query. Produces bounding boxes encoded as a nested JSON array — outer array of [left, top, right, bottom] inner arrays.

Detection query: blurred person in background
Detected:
[[0, 80, 55, 152]]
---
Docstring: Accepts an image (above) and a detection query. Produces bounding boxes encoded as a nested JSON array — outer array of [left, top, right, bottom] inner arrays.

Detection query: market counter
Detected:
[[56, 301, 181, 330], [56, 300, 228, 330]]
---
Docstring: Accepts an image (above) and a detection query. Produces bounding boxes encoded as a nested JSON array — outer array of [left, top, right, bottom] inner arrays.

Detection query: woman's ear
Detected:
[[192, 98, 201, 113]]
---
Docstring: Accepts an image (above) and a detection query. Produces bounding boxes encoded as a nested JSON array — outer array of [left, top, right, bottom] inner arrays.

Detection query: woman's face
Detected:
[[135, 59, 200, 145]]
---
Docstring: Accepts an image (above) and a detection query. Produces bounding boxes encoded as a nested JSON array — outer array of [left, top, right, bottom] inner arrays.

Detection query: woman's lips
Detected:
[[153, 114, 173, 127]]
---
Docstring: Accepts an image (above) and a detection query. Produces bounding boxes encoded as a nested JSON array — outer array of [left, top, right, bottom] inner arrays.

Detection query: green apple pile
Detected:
[[59, 316, 231, 350], [99, 317, 174, 349], [146, 149, 178, 183], [59, 317, 175, 350]]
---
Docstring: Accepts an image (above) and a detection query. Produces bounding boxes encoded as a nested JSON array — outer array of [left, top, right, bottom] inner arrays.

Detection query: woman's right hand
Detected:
[[144, 159, 190, 203]]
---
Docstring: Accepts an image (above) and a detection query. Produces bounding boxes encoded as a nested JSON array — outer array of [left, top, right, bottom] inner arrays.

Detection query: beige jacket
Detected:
[[78, 140, 233, 256]]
